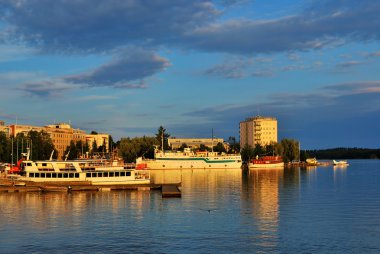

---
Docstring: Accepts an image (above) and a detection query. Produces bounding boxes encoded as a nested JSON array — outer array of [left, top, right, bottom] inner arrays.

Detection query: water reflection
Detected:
[[242, 168, 282, 249], [0, 191, 151, 231]]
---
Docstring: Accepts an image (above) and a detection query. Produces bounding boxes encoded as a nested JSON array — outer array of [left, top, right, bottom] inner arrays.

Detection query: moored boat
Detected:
[[306, 158, 319, 166], [333, 160, 349, 166], [249, 156, 284, 169], [6, 152, 150, 185], [139, 148, 242, 169]]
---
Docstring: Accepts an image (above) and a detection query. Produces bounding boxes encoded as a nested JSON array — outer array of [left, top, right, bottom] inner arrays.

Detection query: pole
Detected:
[[16, 137, 18, 162], [211, 128, 214, 152], [161, 130, 164, 153], [11, 138, 13, 166]]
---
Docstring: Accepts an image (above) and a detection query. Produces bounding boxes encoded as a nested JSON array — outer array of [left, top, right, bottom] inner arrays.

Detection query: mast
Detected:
[[211, 128, 214, 152], [11, 137, 13, 166], [161, 129, 164, 154]]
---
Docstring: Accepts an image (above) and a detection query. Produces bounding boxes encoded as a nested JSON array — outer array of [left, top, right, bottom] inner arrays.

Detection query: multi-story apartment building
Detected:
[[240, 116, 278, 148], [45, 123, 87, 159], [2, 121, 109, 159], [0, 121, 10, 137], [86, 133, 110, 152], [168, 138, 224, 150]]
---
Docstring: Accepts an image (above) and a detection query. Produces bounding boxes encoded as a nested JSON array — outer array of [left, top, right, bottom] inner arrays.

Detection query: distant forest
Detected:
[[305, 148, 380, 159]]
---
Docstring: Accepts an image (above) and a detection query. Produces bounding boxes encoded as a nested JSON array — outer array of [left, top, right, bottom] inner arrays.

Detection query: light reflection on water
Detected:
[[1, 161, 380, 253]]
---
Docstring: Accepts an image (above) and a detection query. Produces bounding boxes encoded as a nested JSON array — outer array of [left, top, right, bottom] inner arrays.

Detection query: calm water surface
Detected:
[[1, 160, 380, 253]]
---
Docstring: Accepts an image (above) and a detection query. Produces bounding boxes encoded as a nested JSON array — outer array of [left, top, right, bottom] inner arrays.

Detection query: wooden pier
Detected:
[[161, 184, 182, 198], [0, 178, 181, 197]]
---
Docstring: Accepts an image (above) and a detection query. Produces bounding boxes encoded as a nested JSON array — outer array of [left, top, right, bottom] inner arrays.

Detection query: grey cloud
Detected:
[[19, 81, 76, 97], [65, 49, 170, 87], [252, 70, 274, 77], [365, 52, 380, 58], [185, 0, 380, 54], [335, 61, 363, 69], [203, 58, 252, 79], [0, 0, 218, 53], [1, 0, 379, 56], [323, 81, 380, 93]]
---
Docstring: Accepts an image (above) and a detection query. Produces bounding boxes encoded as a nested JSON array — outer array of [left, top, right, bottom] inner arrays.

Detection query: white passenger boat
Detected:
[[7, 152, 150, 185], [139, 148, 242, 169]]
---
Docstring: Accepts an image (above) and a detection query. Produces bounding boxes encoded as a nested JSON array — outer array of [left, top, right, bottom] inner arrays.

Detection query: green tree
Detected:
[[241, 144, 254, 162], [253, 144, 264, 157], [64, 140, 78, 160], [198, 144, 209, 152], [109, 135, 115, 152], [178, 143, 188, 151], [91, 140, 98, 154], [64, 140, 90, 160], [280, 139, 299, 163], [227, 136, 240, 154], [155, 126, 170, 150], [118, 136, 157, 163], [213, 142, 226, 153], [0, 131, 10, 162], [27, 130, 57, 160]]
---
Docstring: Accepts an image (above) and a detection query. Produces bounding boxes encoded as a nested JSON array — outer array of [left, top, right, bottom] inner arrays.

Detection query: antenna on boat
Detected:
[[65, 151, 70, 161], [211, 128, 214, 153], [49, 150, 54, 161], [162, 130, 164, 154]]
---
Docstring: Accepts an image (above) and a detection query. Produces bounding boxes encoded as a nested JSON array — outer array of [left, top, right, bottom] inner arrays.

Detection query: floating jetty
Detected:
[[0, 178, 181, 197], [161, 184, 182, 198]]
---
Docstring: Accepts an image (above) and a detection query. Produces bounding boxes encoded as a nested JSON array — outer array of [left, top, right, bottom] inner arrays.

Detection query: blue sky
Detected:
[[0, 0, 379, 149]]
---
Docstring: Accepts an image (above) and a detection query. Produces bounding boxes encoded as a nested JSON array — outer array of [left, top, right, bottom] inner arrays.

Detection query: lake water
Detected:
[[1, 160, 380, 253]]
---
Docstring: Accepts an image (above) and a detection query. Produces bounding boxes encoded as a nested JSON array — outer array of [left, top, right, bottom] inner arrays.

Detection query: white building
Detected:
[[240, 116, 278, 148]]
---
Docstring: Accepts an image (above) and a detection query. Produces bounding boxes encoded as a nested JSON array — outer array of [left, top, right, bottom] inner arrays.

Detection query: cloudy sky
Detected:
[[0, 0, 379, 149]]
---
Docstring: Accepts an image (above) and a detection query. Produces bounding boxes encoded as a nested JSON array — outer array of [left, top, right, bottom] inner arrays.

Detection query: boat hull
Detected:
[[249, 162, 284, 169], [144, 158, 242, 169]]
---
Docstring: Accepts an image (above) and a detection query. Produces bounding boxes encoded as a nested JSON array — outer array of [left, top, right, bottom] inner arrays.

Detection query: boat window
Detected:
[[75, 173, 79, 178], [92, 172, 97, 177], [42, 163, 47, 166], [29, 173, 34, 177], [35, 173, 40, 178], [46, 173, 52, 178], [41, 173, 46, 178], [126, 172, 131, 176], [109, 172, 114, 177], [58, 173, 63, 178], [115, 172, 120, 177], [103, 172, 109, 177], [120, 172, 125, 177], [69, 173, 74, 178], [63, 173, 68, 178], [86, 172, 91, 177], [52, 173, 57, 178]]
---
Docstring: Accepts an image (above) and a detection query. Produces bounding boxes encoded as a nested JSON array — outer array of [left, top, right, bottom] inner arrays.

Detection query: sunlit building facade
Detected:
[[168, 138, 224, 150], [240, 116, 278, 148], [1, 121, 109, 159]]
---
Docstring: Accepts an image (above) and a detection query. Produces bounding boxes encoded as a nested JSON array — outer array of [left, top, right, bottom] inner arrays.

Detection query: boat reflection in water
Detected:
[[249, 168, 283, 249]]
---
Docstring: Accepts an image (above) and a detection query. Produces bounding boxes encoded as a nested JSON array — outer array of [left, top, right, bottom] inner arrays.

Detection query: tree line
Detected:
[[1, 127, 312, 164], [305, 148, 380, 159], [0, 130, 57, 163], [240, 139, 300, 163]]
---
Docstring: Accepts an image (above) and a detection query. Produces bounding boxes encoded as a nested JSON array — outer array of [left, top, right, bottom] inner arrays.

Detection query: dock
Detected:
[[161, 184, 182, 198], [0, 178, 181, 197]]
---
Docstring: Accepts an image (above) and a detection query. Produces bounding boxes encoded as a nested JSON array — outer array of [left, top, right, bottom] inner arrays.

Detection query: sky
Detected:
[[0, 0, 379, 149]]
